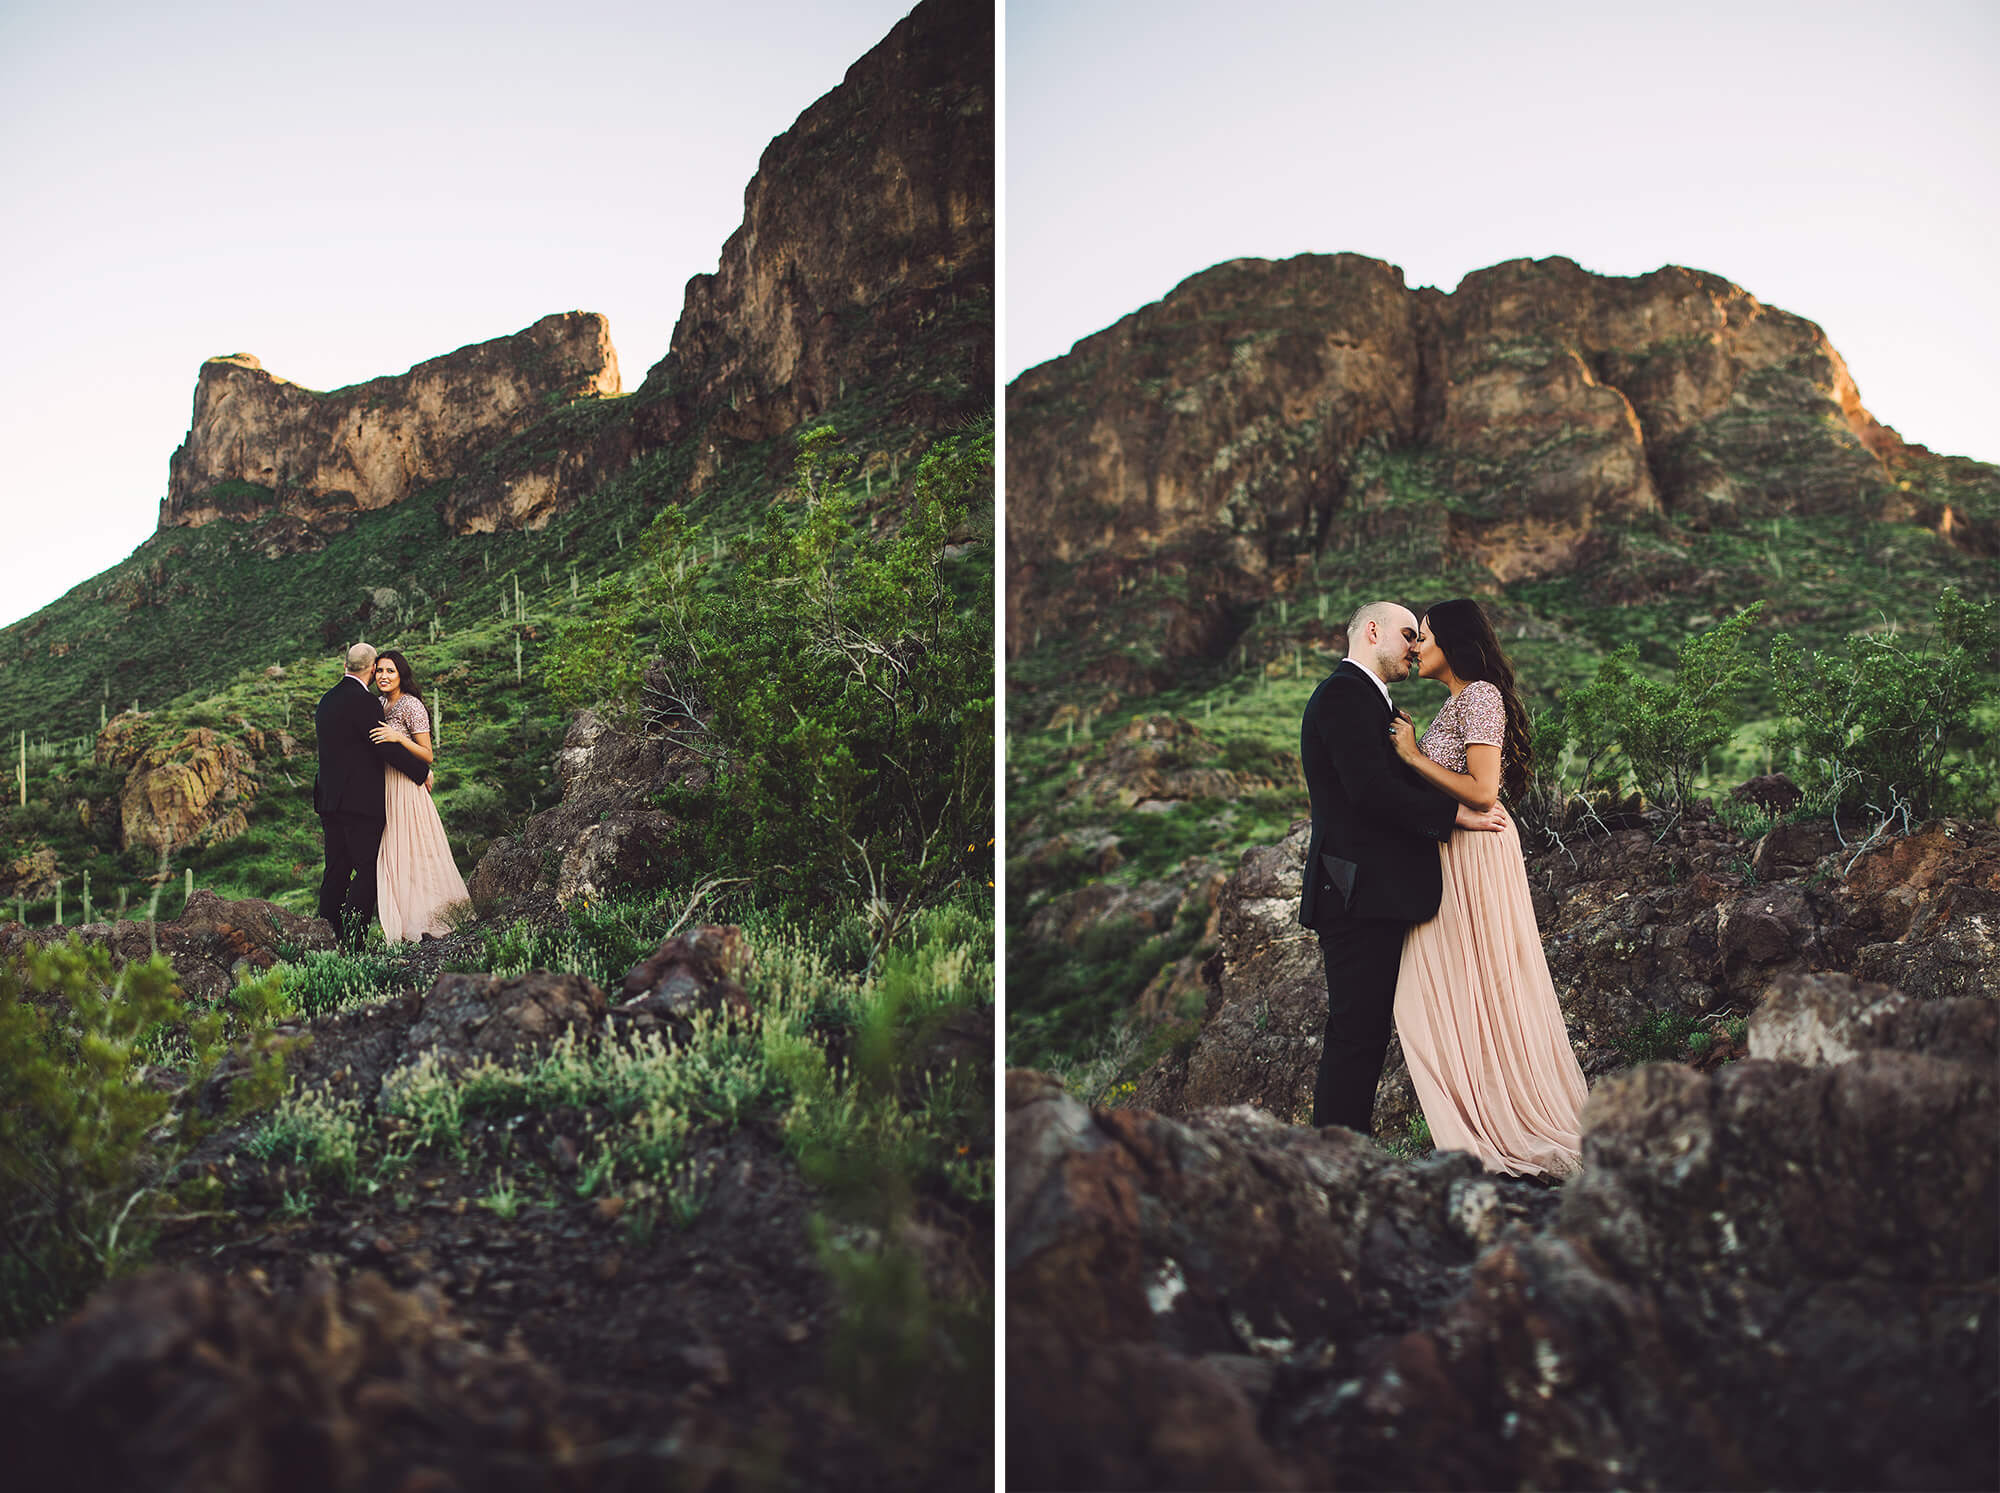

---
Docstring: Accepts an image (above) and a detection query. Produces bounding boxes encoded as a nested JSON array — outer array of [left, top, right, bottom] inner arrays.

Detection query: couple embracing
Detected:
[[312, 642, 471, 948], [1301, 599, 1588, 1179]]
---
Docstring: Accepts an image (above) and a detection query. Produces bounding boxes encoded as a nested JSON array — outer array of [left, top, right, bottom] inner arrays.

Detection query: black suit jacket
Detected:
[[1298, 659, 1459, 926], [312, 675, 429, 819]]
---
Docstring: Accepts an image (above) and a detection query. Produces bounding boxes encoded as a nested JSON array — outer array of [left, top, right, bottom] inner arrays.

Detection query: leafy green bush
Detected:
[[1604, 604, 1764, 811], [0, 940, 287, 1340], [1771, 588, 1999, 819]]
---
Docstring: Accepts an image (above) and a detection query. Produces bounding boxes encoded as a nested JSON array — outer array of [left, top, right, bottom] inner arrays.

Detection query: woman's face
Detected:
[[1414, 618, 1447, 681], [373, 658, 401, 694]]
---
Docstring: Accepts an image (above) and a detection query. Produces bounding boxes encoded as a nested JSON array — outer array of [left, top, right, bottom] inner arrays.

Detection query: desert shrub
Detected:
[[1613, 1008, 1703, 1066], [813, 1215, 992, 1483], [767, 896, 992, 1482], [1515, 702, 1576, 828], [469, 893, 665, 986], [243, 1084, 362, 1189], [274, 947, 409, 1017], [769, 895, 993, 1211], [436, 779, 509, 840], [0, 940, 288, 1340], [1519, 658, 1631, 825], [1771, 588, 1999, 819]]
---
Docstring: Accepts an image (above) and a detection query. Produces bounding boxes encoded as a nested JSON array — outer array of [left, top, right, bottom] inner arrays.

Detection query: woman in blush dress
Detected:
[[1386, 599, 1588, 1179], [367, 649, 471, 943]]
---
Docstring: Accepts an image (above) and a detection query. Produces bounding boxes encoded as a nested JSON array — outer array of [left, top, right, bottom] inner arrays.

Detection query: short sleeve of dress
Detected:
[[1459, 681, 1505, 747], [400, 697, 431, 735]]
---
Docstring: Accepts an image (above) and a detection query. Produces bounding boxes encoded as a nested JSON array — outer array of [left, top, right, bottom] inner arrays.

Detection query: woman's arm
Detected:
[[370, 723, 435, 763], [1390, 716, 1500, 811]]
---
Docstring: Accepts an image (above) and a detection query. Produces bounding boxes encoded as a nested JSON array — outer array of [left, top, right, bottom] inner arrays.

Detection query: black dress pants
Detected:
[[1310, 905, 1413, 1134], [318, 810, 385, 947]]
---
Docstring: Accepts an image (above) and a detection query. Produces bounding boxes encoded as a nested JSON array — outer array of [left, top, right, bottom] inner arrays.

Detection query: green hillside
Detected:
[[0, 385, 993, 930]]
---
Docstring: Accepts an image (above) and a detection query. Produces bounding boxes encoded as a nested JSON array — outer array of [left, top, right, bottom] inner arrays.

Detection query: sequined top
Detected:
[[1417, 680, 1505, 774], [382, 694, 430, 737]]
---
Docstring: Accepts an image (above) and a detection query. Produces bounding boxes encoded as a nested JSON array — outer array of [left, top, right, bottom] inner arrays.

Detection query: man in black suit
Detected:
[[1299, 601, 1507, 1132], [313, 643, 430, 947]]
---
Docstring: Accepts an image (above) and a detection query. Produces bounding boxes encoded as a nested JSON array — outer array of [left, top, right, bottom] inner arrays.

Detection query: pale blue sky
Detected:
[[0, 0, 921, 627], [1007, 0, 1997, 465]]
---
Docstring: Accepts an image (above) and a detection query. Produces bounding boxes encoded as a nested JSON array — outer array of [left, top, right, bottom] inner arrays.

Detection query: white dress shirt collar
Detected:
[[1342, 657, 1395, 711]]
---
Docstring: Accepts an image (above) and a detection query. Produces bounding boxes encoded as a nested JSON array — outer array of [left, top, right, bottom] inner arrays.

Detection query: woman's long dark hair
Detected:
[[374, 649, 424, 702], [1423, 599, 1531, 804]]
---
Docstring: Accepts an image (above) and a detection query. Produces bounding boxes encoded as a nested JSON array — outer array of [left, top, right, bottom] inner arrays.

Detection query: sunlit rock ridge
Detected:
[[162, 314, 621, 534]]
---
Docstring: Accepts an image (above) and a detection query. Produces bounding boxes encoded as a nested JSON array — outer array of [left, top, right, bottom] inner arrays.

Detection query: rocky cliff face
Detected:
[[163, 312, 620, 533], [452, 0, 991, 532], [630, 0, 993, 490], [1007, 253, 1985, 666]]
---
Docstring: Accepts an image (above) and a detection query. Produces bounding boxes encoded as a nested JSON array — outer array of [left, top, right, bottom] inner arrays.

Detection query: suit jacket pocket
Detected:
[[1319, 853, 1359, 914]]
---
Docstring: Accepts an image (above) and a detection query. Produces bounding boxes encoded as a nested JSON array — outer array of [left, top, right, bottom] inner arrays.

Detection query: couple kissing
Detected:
[[1300, 598, 1588, 1180], [312, 643, 471, 949]]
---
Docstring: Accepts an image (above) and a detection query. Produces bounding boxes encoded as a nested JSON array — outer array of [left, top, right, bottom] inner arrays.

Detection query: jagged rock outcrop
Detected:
[[449, 0, 994, 532], [163, 312, 621, 533], [467, 709, 704, 916], [403, 969, 607, 1068], [1007, 252, 1992, 671], [1133, 814, 2000, 1141], [0, 846, 60, 901], [112, 726, 259, 853], [1009, 971, 1998, 1491], [634, 0, 993, 487]]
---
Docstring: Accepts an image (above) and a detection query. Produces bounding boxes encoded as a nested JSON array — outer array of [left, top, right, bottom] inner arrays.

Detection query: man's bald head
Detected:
[[345, 643, 378, 677], [1345, 601, 1420, 683]]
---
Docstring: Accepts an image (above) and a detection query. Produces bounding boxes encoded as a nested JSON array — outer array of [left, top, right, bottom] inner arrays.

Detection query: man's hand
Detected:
[[1455, 803, 1508, 833]]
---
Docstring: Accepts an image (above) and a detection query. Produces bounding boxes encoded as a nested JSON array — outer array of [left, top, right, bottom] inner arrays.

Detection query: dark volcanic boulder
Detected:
[[1751, 968, 1999, 1066], [0, 1268, 575, 1493], [388, 969, 607, 1090], [617, 924, 752, 1024], [0, 888, 334, 1003]]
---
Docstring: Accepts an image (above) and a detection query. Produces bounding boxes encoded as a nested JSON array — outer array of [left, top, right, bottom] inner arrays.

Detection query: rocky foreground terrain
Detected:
[[2, 917, 968, 1491], [0, 706, 992, 1491], [1008, 813, 1998, 1490]]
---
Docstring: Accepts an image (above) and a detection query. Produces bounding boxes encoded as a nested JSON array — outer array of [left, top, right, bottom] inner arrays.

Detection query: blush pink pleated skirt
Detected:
[[377, 768, 471, 943], [1394, 815, 1588, 1178]]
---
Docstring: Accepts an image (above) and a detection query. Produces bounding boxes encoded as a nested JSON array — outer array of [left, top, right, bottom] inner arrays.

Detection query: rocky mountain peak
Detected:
[[1007, 252, 1977, 673], [163, 311, 621, 532], [633, 0, 993, 490]]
